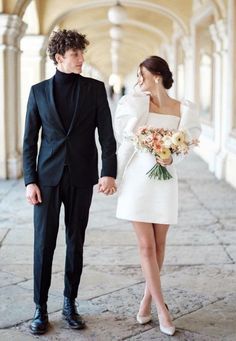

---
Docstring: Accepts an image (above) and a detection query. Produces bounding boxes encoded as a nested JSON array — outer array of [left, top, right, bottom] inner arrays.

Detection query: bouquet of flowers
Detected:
[[133, 126, 199, 180]]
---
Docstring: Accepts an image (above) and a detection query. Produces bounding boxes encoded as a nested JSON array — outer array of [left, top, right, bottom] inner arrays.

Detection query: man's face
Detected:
[[56, 49, 84, 74]]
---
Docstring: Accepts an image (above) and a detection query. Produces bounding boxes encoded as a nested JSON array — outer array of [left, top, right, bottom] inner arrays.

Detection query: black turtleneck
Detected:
[[53, 69, 79, 132]]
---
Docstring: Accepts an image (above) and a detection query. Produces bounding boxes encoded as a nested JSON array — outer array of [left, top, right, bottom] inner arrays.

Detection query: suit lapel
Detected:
[[45, 77, 66, 134]]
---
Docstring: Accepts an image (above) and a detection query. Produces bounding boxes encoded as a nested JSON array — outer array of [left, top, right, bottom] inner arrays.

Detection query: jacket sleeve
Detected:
[[96, 82, 117, 178], [23, 86, 42, 185], [172, 100, 201, 165]]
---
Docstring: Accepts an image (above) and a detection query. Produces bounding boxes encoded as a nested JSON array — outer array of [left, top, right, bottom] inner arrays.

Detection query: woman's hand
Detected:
[[98, 177, 117, 195], [156, 155, 173, 166]]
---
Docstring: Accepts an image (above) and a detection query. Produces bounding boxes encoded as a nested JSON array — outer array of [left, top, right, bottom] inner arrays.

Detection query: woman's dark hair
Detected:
[[139, 56, 174, 89], [48, 29, 90, 65]]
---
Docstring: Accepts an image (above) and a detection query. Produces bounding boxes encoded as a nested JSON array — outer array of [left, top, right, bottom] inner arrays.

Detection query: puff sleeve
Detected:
[[172, 100, 201, 165], [114, 95, 139, 144]]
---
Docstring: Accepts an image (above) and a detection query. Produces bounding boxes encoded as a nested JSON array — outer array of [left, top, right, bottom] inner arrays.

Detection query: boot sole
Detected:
[[62, 314, 86, 329], [30, 326, 48, 335]]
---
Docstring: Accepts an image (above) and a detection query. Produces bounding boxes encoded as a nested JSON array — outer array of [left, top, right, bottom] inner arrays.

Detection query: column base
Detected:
[[7, 153, 22, 179], [214, 151, 226, 179]]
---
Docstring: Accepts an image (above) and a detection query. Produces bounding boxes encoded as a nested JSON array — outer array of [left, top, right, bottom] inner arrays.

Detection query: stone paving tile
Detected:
[[1, 289, 96, 330], [214, 230, 236, 244], [161, 264, 236, 298], [17, 309, 152, 341], [83, 246, 140, 266], [0, 270, 26, 288], [90, 193, 118, 213], [87, 212, 122, 229], [0, 228, 8, 243], [0, 180, 17, 202], [165, 245, 231, 265], [88, 221, 133, 231], [0, 245, 65, 266], [176, 294, 236, 338], [217, 218, 236, 230], [0, 154, 236, 340], [2, 228, 65, 246], [0, 245, 33, 265], [83, 244, 231, 267], [126, 329, 224, 340], [18, 266, 143, 301], [85, 229, 137, 246], [168, 227, 219, 245], [90, 282, 217, 320], [224, 245, 236, 262], [0, 284, 62, 328], [0, 263, 62, 280], [0, 329, 36, 341], [210, 209, 236, 220], [177, 209, 218, 227]]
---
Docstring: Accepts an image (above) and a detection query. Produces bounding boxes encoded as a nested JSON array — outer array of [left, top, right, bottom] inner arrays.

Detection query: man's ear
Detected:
[[55, 53, 63, 64]]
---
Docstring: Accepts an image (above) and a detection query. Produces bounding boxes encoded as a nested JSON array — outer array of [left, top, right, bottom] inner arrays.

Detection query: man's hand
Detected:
[[98, 177, 117, 195], [26, 183, 42, 205]]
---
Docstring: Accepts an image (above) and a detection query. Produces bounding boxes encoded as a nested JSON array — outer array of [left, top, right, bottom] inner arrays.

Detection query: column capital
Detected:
[[209, 19, 228, 52], [181, 36, 193, 58], [0, 14, 27, 47], [209, 23, 221, 52], [216, 19, 228, 51]]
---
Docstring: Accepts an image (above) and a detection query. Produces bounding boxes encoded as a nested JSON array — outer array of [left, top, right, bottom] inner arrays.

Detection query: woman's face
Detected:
[[137, 66, 156, 91]]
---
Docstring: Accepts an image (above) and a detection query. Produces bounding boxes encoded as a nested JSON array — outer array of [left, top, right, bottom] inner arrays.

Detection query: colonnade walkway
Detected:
[[0, 154, 235, 340]]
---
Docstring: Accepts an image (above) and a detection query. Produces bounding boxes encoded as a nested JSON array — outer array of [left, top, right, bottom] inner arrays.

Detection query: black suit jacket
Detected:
[[23, 74, 117, 187]]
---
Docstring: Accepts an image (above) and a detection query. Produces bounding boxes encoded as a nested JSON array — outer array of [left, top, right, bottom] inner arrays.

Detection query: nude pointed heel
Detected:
[[136, 313, 152, 324]]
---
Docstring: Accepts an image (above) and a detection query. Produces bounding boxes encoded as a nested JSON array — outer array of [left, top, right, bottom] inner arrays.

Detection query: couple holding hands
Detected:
[[23, 29, 201, 336]]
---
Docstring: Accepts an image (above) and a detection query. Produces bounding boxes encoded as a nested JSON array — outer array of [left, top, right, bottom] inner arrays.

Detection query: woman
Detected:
[[114, 56, 201, 336]]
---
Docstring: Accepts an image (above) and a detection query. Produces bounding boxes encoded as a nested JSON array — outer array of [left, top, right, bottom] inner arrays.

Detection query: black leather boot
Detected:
[[30, 303, 49, 335], [62, 297, 86, 329]]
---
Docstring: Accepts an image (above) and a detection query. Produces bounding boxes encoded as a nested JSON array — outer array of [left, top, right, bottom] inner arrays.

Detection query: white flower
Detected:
[[171, 131, 185, 146], [162, 136, 173, 148]]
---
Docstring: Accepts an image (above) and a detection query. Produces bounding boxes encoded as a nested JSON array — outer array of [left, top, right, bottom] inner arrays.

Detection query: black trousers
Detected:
[[33, 167, 93, 304]]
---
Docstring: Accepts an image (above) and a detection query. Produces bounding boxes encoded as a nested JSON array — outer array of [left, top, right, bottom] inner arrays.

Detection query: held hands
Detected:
[[98, 177, 117, 196], [26, 183, 42, 205]]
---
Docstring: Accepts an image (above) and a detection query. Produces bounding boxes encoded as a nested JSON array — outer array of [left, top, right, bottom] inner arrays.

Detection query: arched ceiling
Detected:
[[2, 0, 227, 80]]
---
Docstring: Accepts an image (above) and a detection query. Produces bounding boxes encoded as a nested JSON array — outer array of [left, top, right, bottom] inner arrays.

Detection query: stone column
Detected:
[[209, 19, 228, 178], [216, 19, 228, 177], [0, 14, 26, 179], [20, 35, 47, 145], [225, 0, 236, 187], [182, 36, 195, 101], [170, 23, 183, 98]]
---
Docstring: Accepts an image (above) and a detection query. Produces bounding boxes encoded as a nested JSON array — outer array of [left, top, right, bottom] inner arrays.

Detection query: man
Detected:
[[23, 29, 117, 335]]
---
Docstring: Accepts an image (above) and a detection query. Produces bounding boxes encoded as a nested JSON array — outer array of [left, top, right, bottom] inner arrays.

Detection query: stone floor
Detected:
[[0, 154, 236, 340]]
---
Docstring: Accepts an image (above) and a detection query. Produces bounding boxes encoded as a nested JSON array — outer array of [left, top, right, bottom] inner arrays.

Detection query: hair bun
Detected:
[[163, 70, 174, 89]]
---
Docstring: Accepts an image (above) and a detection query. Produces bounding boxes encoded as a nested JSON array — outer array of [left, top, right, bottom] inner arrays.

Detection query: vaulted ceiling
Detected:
[[2, 0, 227, 80]]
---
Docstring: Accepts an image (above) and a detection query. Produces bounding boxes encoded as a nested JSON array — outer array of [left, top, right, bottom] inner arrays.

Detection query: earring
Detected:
[[155, 78, 159, 84]]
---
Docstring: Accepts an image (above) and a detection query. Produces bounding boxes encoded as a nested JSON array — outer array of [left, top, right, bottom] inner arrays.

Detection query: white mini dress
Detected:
[[116, 112, 180, 225]]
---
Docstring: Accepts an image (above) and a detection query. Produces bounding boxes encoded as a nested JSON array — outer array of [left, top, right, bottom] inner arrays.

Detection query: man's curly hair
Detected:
[[48, 29, 90, 65]]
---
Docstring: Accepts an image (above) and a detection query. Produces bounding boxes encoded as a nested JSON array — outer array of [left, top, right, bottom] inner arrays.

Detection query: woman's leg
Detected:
[[133, 222, 173, 328], [138, 224, 169, 316]]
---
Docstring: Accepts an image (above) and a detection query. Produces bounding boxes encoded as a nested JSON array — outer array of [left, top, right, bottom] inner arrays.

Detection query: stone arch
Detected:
[[45, 0, 187, 36], [78, 18, 168, 43], [13, 0, 31, 17]]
